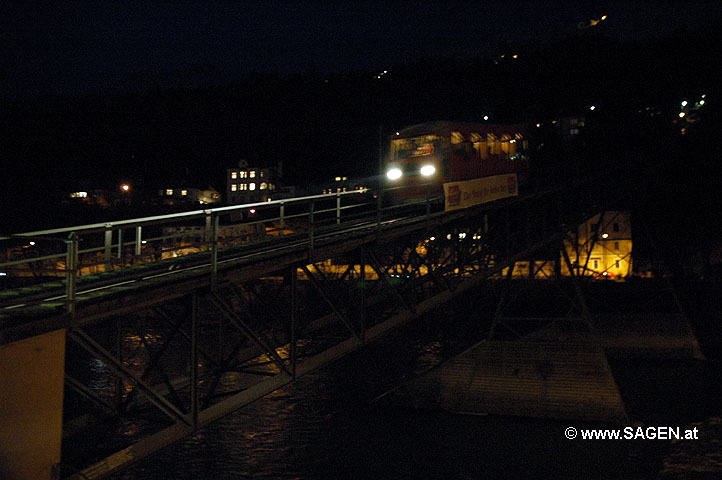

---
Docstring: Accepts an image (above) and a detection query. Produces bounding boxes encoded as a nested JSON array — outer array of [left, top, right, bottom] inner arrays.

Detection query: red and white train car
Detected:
[[384, 121, 529, 202]]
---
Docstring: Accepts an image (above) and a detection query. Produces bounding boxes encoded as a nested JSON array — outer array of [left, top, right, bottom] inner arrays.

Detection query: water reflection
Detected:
[[103, 309, 702, 480]]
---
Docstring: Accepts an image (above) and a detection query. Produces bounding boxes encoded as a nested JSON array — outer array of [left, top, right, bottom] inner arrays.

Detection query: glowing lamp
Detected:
[[420, 165, 436, 176], [387, 168, 402, 180]]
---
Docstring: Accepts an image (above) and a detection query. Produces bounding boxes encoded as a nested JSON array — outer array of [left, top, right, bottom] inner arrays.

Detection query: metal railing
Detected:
[[1, 185, 441, 313]]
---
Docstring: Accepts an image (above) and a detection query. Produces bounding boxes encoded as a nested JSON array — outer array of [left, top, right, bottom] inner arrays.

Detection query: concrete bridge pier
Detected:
[[0, 329, 66, 480]]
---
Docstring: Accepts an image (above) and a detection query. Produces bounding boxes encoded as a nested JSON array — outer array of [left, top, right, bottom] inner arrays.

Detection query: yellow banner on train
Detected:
[[443, 174, 518, 211]]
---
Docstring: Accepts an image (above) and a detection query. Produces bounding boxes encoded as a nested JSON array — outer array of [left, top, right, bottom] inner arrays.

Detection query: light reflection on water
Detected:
[[108, 315, 469, 479], [104, 312, 720, 480]]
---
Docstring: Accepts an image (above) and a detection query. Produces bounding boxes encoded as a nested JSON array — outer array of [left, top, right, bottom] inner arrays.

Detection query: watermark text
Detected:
[[565, 426, 699, 440]]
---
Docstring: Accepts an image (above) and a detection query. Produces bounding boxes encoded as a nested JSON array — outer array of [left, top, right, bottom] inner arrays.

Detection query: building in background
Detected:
[[157, 186, 220, 206], [500, 211, 632, 280], [561, 211, 632, 280], [558, 116, 586, 144], [226, 160, 279, 204]]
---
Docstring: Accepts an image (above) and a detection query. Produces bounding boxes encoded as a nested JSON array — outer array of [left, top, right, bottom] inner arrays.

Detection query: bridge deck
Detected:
[[1, 208, 470, 344]]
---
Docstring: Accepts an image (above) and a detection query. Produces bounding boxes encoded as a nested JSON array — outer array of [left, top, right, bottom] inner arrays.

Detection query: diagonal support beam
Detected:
[[488, 261, 516, 340], [560, 244, 592, 325], [68, 327, 190, 425], [153, 307, 220, 370], [208, 291, 292, 377], [123, 312, 188, 409], [581, 210, 605, 276], [365, 247, 415, 314], [301, 264, 361, 340], [65, 374, 119, 416], [139, 332, 187, 413]]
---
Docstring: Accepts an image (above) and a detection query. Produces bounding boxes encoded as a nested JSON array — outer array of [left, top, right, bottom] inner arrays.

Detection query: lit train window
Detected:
[[451, 132, 463, 144], [412, 143, 434, 156]]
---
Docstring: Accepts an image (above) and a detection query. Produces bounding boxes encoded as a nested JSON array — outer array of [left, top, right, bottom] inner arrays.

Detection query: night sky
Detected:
[[3, 1, 722, 99], [2, 1, 722, 235]]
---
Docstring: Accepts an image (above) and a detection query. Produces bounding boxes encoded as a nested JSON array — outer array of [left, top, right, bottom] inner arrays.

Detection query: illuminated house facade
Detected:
[[559, 116, 585, 142], [561, 211, 633, 280], [226, 161, 278, 204], [158, 187, 220, 206]]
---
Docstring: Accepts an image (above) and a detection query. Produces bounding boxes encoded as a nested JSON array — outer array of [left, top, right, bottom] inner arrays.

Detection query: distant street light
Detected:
[[120, 183, 130, 192]]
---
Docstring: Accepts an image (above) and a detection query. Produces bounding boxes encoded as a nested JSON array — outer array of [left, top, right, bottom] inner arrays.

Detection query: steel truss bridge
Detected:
[[0, 178, 677, 479]]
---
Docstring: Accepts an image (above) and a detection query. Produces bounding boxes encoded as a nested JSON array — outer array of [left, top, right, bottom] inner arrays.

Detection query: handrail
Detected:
[[2, 189, 368, 238], [0, 180, 470, 313]]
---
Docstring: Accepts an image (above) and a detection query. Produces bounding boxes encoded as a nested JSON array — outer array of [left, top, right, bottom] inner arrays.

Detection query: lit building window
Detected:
[[166, 189, 173, 195], [181, 190, 187, 196], [231, 184, 237, 191], [260, 182, 267, 190], [231, 172, 238, 179], [70, 191, 88, 198], [260, 171, 264, 178], [249, 183, 256, 190], [240, 171, 247, 178], [240, 183, 247, 190], [250, 171, 256, 178]]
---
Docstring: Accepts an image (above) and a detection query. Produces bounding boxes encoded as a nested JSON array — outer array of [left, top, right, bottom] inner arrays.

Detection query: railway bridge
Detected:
[[0, 179, 701, 479]]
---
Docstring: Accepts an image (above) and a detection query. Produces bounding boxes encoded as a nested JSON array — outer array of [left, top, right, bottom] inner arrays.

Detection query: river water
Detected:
[[102, 293, 720, 480]]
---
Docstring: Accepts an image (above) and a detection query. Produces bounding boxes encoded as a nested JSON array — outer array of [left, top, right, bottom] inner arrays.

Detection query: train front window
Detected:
[[391, 135, 439, 160]]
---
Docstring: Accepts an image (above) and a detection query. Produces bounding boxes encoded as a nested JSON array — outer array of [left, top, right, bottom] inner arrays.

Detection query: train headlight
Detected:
[[420, 165, 436, 176], [386, 168, 402, 180]]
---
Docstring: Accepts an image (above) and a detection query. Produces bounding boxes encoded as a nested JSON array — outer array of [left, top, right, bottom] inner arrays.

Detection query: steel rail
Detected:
[[1, 190, 368, 238]]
